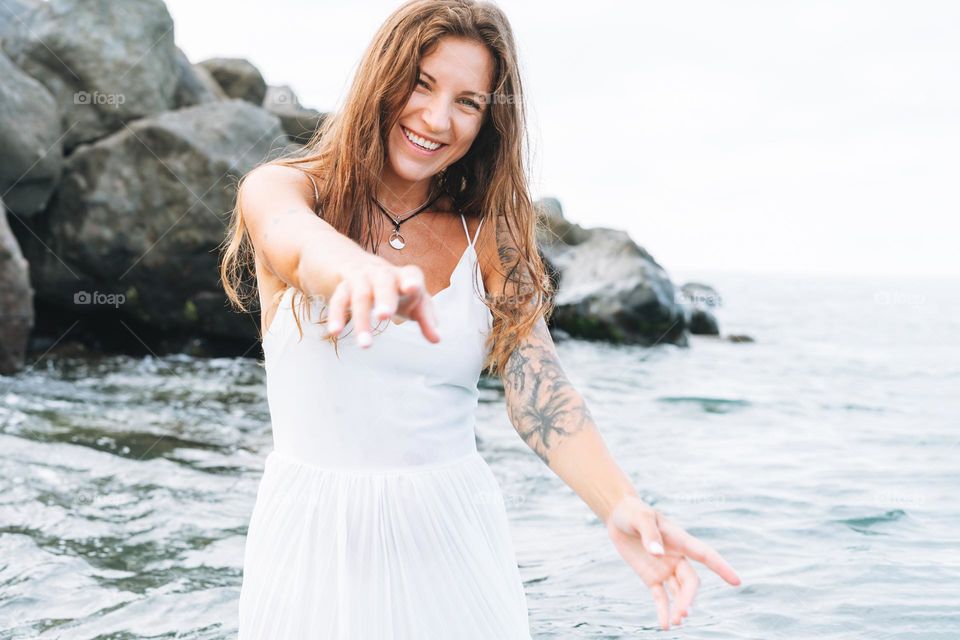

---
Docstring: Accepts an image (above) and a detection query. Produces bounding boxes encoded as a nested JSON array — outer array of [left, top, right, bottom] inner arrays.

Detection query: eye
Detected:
[[416, 78, 429, 89], [459, 97, 482, 110]]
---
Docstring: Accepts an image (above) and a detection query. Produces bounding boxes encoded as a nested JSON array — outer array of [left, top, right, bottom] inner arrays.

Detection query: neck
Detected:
[[375, 170, 437, 213]]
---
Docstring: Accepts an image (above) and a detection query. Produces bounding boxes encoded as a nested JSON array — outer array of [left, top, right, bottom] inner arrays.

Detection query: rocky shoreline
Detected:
[[0, 0, 744, 375]]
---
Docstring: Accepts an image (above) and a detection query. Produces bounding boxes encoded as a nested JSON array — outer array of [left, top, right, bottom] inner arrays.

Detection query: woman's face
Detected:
[[385, 36, 495, 184]]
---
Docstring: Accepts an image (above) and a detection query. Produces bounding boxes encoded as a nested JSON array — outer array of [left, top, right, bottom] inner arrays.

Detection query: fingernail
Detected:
[[357, 331, 371, 347], [648, 541, 665, 555], [328, 320, 341, 332], [373, 304, 392, 319]]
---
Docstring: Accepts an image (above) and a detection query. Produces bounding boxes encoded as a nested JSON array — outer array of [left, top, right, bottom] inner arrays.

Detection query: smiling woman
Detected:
[[218, 0, 739, 637], [391, 44, 492, 163]]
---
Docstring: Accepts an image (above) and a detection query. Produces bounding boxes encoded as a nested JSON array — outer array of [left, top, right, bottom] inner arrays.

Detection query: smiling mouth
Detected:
[[401, 125, 447, 152]]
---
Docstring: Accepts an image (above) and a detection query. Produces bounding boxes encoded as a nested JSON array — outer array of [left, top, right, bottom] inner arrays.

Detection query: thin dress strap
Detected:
[[459, 214, 484, 248]]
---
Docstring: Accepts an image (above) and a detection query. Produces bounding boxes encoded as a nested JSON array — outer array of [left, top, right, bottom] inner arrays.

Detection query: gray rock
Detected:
[[197, 57, 267, 105], [0, 50, 62, 218], [535, 198, 688, 346], [686, 307, 720, 336], [680, 281, 723, 307], [0, 198, 34, 375], [2, 0, 180, 153], [263, 84, 300, 109], [536, 196, 592, 246], [19, 99, 293, 338], [677, 282, 722, 336], [262, 84, 326, 145], [0, 0, 42, 45], [173, 48, 227, 109]]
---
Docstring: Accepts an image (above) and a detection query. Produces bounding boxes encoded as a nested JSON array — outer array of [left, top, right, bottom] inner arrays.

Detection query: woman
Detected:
[[220, 0, 741, 636]]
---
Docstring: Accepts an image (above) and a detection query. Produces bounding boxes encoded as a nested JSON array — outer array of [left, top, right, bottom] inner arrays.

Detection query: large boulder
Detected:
[[197, 57, 267, 105], [262, 84, 326, 145], [18, 99, 293, 338], [0, 198, 34, 375], [0, 50, 62, 218], [172, 48, 227, 109], [1, 0, 180, 153], [536, 197, 688, 346]]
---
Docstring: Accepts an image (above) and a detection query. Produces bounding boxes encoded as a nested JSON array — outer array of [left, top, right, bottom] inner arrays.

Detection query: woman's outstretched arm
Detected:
[[239, 163, 440, 344], [501, 316, 635, 520], [500, 315, 742, 630]]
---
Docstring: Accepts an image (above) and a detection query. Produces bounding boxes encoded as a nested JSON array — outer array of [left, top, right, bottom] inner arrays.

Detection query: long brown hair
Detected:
[[219, 0, 553, 376]]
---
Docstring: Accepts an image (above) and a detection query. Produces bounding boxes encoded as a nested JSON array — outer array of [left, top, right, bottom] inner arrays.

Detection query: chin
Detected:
[[387, 145, 445, 181], [386, 125, 448, 182], [387, 155, 434, 183]]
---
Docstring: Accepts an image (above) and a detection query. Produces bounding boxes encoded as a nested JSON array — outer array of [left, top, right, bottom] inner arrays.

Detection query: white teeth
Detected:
[[403, 127, 442, 151]]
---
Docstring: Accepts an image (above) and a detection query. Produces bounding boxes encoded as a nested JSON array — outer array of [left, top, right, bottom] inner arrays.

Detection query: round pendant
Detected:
[[388, 231, 405, 250]]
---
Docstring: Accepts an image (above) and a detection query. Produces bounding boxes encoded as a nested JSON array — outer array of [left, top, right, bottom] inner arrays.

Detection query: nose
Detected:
[[421, 94, 452, 135]]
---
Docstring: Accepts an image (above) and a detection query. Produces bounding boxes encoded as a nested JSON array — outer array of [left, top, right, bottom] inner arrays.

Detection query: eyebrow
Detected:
[[420, 70, 487, 97]]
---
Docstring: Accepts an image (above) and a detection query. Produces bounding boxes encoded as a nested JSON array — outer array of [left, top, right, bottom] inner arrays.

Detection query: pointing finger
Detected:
[[326, 281, 350, 336], [410, 297, 441, 343]]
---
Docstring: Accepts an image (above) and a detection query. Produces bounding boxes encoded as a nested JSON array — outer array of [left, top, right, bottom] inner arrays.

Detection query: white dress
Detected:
[[238, 214, 533, 639]]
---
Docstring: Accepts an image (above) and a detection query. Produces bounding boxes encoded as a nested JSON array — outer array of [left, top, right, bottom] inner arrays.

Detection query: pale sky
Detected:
[[167, 0, 959, 278]]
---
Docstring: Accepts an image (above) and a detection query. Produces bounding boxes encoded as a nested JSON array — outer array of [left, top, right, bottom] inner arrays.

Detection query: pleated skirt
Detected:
[[237, 449, 533, 639]]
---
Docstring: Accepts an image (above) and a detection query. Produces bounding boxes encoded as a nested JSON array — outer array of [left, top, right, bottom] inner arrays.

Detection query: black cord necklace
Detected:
[[372, 191, 443, 250]]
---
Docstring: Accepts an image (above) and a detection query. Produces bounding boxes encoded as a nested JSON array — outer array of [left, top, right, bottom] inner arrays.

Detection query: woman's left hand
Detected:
[[605, 494, 742, 630]]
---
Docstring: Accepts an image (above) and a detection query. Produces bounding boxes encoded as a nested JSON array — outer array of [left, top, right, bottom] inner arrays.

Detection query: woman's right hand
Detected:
[[324, 252, 442, 348]]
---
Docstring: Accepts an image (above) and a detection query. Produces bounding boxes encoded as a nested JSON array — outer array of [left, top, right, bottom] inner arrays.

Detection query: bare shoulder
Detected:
[[239, 163, 318, 220]]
